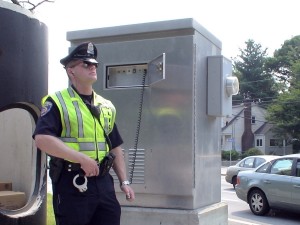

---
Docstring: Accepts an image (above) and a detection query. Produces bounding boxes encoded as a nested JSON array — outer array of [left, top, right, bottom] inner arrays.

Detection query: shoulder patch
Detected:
[[41, 101, 53, 116]]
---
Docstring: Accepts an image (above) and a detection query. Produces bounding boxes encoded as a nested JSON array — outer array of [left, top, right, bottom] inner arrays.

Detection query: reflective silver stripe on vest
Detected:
[[56, 91, 71, 137], [103, 117, 109, 134], [67, 88, 75, 98], [68, 88, 84, 137], [59, 138, 106, 151], [79, 142, 106, 151], [60, 137, 77, 142], [109, 105, 116, 134], [111, 107, 116, 124], [97, 142, 106, 151], [72, 101, 84, 137]]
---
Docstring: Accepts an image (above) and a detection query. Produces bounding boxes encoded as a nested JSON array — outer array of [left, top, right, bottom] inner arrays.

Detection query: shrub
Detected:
[[241, 147, 263, 158], [221, 150, 240, 161]]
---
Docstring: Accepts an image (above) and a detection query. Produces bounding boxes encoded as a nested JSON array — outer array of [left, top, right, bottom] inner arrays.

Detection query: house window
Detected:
[[225, 135, 231, 143], [270, 139, 282, 146], [251, 116, 256, 124], [256, 139, 263, 147]]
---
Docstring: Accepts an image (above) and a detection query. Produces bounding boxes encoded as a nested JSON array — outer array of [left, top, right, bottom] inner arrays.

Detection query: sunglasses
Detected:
[[70, 61, 98, 69], [81, 61, 99, 69]]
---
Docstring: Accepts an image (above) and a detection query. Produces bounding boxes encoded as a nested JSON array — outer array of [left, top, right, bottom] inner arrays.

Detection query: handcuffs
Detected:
[[73, 174, 88, 192], [72, 152, 116, 192]]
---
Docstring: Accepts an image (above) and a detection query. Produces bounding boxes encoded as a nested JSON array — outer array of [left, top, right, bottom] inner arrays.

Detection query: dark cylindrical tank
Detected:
[[0, 2, 48, 225], [0, 2, 48, 108]]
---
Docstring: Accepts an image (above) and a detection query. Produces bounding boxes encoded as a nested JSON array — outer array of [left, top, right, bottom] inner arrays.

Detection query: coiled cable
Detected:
[[129, 69, 147, 184]]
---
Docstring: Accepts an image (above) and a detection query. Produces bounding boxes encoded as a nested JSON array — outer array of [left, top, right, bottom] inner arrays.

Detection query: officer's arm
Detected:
[[111, 146, 135, 201], [110, 146, 127, 182], [35, 134, 99, 176]]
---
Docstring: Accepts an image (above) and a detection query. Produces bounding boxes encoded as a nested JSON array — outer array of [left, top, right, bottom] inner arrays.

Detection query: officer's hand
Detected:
[[121, 185, 135, 202], [78, 154, 99, 177]]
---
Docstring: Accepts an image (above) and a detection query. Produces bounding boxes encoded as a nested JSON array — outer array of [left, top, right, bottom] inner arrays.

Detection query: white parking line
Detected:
[[223, 190, 236, 194], [228, 218, 261, 225], [222, 198, 240, 202]]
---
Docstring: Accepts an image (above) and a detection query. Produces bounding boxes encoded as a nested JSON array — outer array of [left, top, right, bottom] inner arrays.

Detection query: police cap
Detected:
[[60, 42, 98, 67]]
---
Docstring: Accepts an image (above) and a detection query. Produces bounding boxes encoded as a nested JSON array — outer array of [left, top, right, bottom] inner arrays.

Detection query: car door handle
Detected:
[[293, 184, 300, 188], [263, 180, 271, 184]]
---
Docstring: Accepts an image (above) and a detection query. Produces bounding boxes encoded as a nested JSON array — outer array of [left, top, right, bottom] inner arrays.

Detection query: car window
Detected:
[[296, 160, 300, 177], [241, 158, 255, 168], [257, 162, 271, 173], [238, 159, 245, 167], [270, 158, 293, 176], [254, 158, 266, 167]]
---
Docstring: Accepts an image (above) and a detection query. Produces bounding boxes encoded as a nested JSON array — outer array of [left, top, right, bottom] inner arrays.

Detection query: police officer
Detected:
[[33, 42, 135, 225]]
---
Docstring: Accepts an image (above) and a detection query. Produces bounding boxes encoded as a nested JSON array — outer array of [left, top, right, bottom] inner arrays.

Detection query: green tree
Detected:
[[265, 35, 300, 90], [266, 35, 300, 149], [292, 61, 300, 84], [266, 84, 300, 143], [232, 39, 278, 105]]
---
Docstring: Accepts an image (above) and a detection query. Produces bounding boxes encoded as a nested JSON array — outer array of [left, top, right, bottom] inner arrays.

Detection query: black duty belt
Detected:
[[63, 152, 115, 176], [64, 161, 82, 172]]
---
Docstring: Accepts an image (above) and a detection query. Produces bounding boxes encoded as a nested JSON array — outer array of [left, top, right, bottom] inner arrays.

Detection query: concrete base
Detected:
[[121, 202, 228, 225]]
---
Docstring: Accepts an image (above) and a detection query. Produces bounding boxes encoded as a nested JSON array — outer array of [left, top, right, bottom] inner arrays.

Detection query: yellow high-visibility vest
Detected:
[[42, 87, 116, 161]]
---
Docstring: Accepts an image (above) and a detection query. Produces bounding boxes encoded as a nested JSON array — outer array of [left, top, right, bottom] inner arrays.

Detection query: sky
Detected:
[[24, 0, 300, 93]]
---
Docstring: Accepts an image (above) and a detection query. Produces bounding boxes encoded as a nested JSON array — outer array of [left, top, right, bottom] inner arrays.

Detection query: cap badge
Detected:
[[87, 43, 94, 55]]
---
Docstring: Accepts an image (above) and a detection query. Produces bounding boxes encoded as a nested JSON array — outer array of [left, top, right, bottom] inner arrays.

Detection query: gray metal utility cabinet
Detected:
[[66, 18, 238, 225]]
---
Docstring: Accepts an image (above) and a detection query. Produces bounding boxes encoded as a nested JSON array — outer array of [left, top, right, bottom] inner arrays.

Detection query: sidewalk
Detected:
[[221, 166, 227, 176]]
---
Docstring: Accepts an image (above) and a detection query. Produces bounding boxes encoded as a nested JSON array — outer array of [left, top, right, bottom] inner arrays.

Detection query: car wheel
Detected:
[[232, 176, 237, 189], [248, 189, 270, 216]]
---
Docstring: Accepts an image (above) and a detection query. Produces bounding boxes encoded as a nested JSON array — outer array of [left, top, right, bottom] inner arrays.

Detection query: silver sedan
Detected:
[[235, 153, 300, 216], [225, 155, 279, 188]]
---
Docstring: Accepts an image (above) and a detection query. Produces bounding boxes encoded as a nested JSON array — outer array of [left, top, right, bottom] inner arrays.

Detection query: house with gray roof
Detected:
[[221, 102, 293, 155]]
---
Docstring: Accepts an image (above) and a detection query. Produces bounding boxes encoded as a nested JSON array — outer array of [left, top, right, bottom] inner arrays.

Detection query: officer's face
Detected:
[[68, 60, 98, 85]]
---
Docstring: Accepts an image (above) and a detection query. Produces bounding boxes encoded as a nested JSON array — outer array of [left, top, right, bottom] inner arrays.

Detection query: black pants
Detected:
[[52, 169, 121, 225]]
